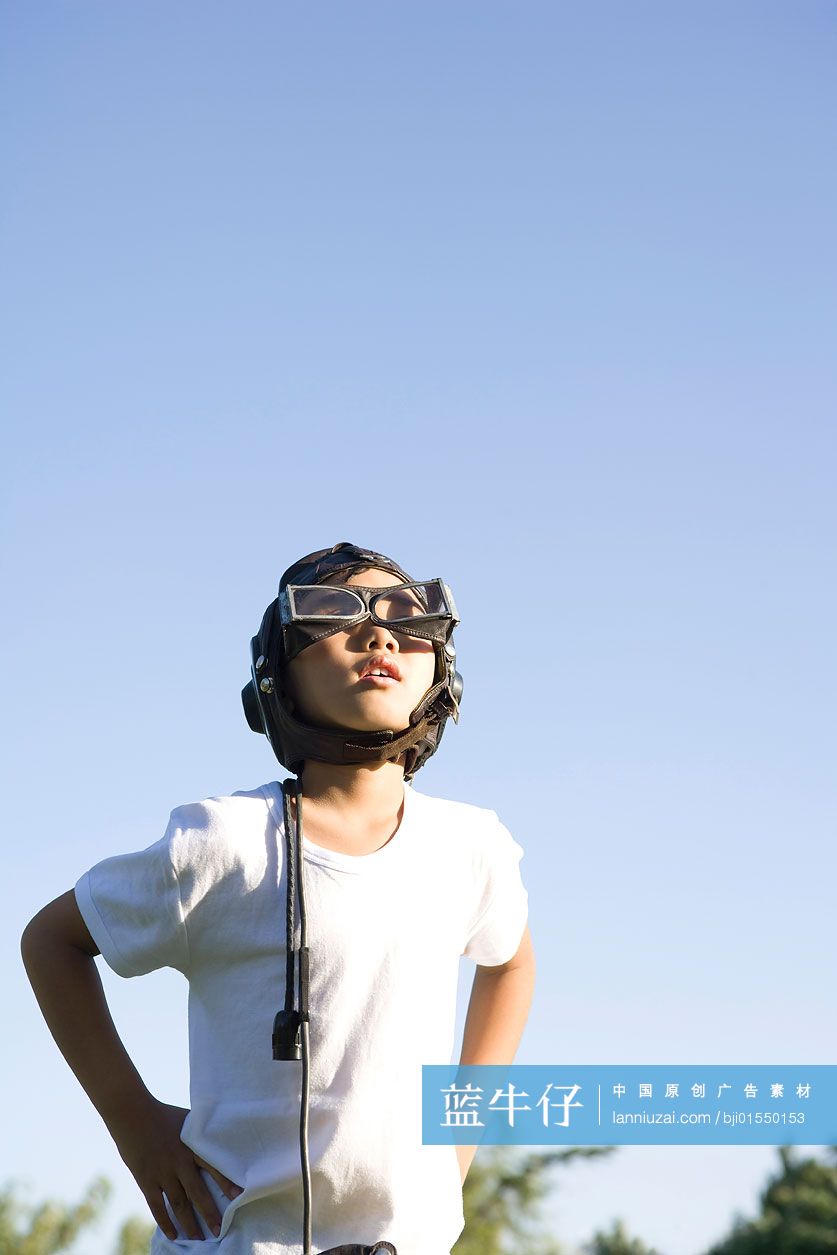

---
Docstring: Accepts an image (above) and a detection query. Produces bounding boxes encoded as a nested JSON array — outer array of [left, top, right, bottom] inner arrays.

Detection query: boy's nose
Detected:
[[356, 619, 399, 652], [362, 624, 399, 652]]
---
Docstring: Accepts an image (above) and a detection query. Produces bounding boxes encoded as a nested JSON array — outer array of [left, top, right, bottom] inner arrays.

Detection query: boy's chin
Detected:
[[316, 706, 413, 734], [345, 715, 411, 733]]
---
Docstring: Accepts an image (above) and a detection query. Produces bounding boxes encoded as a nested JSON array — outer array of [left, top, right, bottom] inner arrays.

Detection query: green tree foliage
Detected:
[[111, 1215, 155, 1255], [583, 1216, 664, 1254], [0, 1177, 111, 1255], [452, 1144, 617, 1255], [0, 1178, 153, 1255], [703, 1145, 837, 1255]]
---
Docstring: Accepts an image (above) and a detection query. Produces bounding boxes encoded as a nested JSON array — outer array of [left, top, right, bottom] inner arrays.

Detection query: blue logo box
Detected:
[[421, 1065, 837, 1145]]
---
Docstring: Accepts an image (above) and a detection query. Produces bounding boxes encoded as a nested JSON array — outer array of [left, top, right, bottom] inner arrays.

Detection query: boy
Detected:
[[21, 541, 535, 1255]]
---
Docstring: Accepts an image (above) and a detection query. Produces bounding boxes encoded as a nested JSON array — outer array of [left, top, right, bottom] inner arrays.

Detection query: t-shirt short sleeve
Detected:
[[462, 813, 529, 967], [74, 810, 190, 978]]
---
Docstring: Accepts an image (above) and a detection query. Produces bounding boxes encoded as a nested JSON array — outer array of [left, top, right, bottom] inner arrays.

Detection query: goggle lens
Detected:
[[289, 585, 363, 618], [287, 580, 449, 624]]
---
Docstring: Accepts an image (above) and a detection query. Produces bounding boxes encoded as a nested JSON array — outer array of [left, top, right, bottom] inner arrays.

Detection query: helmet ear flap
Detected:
[[241, 679, 265, 735]]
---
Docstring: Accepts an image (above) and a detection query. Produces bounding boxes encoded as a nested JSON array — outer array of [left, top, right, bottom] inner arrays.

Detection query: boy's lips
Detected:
[[357, 674, 400, 688], [358, 656, 402, 682]]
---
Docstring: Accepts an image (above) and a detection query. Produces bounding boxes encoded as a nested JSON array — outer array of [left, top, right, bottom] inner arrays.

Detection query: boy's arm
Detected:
[[20, 890, 159, 1132], [456, 924, 536, 1185], [21, 890, 244, 1241]]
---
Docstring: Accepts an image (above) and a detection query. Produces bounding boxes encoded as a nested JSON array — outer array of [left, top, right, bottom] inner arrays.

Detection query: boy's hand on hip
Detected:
[[108, 1095, 244, 1242]]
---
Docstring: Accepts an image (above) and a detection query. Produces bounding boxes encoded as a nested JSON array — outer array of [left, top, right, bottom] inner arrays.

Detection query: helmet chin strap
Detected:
[[265, 668, 458, 778], [274, 776, 398, 1255]]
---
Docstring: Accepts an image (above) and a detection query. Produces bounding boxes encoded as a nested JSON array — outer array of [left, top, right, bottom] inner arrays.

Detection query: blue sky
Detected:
[[3, 4, 836, 1253]]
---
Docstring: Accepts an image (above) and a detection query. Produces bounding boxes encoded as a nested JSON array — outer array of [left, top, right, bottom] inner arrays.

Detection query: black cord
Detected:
[[279, 777, 312, 1253], [294, 777, 313, 1253], [281, 783, 296, 1016]]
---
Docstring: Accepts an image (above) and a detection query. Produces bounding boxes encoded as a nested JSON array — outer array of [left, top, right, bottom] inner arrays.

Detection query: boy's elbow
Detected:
[[21, 891, 101, 958], [21, 914, 53, 963], [21, 914, 45, 951]]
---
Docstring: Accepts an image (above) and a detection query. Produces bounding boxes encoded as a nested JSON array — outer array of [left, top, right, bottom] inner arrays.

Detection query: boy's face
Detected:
[[281, 567, 438, 734]]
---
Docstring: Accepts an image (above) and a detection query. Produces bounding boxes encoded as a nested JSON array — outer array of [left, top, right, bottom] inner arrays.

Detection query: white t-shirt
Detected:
[[74, 778, 529, 1255]]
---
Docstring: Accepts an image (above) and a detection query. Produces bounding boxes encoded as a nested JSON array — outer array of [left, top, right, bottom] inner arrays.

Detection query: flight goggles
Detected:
[[277, 579, 459, 663]]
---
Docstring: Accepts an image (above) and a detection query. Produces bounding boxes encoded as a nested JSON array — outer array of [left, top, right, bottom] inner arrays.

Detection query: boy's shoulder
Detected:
[[409, 785, 514, 860], [157, 785, 280, 890], [165, 782, 269, 825], [410, 783, 498, 824], [161, 783, 277, 857]]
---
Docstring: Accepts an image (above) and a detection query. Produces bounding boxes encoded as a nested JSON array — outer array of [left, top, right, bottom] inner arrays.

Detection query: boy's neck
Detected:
[[287, 757, 408, 849]]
